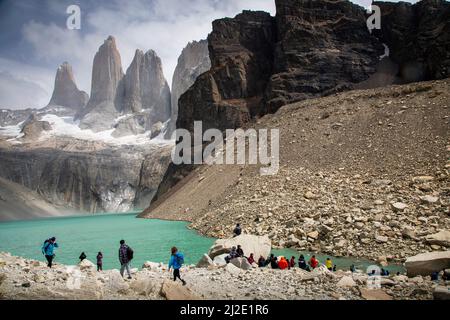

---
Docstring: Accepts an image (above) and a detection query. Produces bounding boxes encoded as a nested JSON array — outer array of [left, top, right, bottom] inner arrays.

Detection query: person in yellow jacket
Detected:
[[325, 258, 333, 271]]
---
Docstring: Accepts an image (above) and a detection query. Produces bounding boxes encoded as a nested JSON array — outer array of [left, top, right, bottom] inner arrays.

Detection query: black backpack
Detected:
[[126, 246, 134, 261]]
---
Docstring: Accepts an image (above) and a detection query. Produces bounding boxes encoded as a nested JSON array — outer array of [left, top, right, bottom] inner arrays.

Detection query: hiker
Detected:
[[42, 237, 58, 268], [118, 239, 133, 279], [289, 256, 296, 269], [168, 247, 186, 286], [298, 255, 309, 271], [278, 257, 289, 270], [333, 265, 337, 272], [309, 255, 319, 269], [79, 252, 87, 262], [233, 224, 242, 237], [270, 255, 279, 269], [350, 264, 356, 273], [236, 245, 244, 258], [325, 258, 333, 271], [258, 256, 266, 267], [247, 253, 255, 265], [225, 246, 239, 263], [96, 252, 103, 271]]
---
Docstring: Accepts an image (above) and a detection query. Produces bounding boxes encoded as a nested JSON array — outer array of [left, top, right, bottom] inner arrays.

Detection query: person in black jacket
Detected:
[[79, 252, 86, 262], [233, 224, 242, 237]]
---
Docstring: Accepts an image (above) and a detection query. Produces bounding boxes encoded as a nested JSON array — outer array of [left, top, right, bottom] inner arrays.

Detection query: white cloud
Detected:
[[0, 71, 49, 109]]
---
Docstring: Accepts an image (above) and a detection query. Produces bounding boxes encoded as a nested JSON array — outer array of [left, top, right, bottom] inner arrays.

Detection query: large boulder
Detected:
[[213, 254, 228, 266], [230, 257, 252, 270], [105, 270, 129, 293], [78, 259, 96, 271], [160, 280, 201, 300], [208, 234, 271, 260], [433, 286, 450, 300], [359, 288, 393, 300], [405, 251, 450, 277], [196, 254, 214, 268], [426, 231, 450, 248]]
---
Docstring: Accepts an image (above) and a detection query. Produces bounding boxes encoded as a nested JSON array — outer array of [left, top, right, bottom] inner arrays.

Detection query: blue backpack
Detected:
[[176, 253, 185, 265]]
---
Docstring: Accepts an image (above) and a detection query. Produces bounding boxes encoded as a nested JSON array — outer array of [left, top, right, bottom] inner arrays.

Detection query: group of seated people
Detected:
[[225, 246, 337, 272]]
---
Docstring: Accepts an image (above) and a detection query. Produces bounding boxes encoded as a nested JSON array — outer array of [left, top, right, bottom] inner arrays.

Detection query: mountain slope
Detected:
[[141, 78, 450, 262]]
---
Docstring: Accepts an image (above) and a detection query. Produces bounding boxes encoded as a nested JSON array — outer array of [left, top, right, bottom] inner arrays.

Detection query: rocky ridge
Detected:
[[143, 78, 450, 262]]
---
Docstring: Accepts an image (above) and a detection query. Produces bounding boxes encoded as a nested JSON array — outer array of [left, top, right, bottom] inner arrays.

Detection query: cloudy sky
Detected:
[[0, 0, 418, 110]]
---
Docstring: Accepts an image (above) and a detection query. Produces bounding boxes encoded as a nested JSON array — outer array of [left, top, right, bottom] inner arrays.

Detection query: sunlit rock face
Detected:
[[78, 36, 124, 132], [168, 40, 211, 137], [46, 62, 88, 112]]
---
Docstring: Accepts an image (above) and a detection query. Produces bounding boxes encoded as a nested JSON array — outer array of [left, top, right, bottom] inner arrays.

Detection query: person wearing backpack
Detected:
[[41, 237, 58, 268], [168, 246, 186, 286], [118, 239, 133, 279]]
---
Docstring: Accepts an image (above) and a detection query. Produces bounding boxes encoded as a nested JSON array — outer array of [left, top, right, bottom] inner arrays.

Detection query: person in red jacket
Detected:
[[309, 255, 319, 269], [278, 257, 289, 270], [247, 253, 255, 265]]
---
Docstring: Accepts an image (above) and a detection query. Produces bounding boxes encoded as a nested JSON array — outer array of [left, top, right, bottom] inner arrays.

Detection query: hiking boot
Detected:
[[182, 280, 186, 286]]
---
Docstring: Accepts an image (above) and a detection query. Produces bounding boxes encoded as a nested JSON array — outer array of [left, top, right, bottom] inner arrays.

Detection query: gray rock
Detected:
[[46, 62, 88, 111], [405, 251, 450, 277], [196, 253, 214, 268], [433, 286, 450, 300]]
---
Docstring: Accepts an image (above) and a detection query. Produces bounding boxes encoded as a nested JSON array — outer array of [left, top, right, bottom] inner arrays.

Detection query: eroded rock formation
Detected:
[[168, 40, 211, 136], [46, 62, 88, 111]]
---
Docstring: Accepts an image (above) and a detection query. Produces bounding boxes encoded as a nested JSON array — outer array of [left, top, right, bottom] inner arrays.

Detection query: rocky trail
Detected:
[[1, 250, 448, 301]]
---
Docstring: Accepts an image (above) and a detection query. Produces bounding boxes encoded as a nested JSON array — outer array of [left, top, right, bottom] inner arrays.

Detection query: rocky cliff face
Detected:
[[373, 0, 450, 83], [168, 40, 211, 137], [78, 36, 124, 131], [177, 11, 276, 134], [151, 0, 450, 206], [0, 139, 172, 213], [47, 62, 89, 111]]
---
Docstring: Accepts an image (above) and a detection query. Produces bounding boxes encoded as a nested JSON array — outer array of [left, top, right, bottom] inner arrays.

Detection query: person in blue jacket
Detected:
[[168, 246, 186, 286], [42, 237, 59, 268]]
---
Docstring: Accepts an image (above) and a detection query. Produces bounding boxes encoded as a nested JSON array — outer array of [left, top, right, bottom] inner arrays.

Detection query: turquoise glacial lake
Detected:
[[0, 213, 215, 270], [0, 213, 404, 273]]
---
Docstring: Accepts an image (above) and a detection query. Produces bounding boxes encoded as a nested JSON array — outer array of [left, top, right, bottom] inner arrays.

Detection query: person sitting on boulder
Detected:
[[247, 253, 255, 265], [289, 256, 296, 269], [270, 255, 279, 269], [168, 246, 186, 286], [79, 252, 87, 262], [96, 252, 103, 271], [225, 246, 239, 263], [233, 224, 242, 237], [298, 255, 309, 271], [258, 256, 266, 267], [236, 245, 244, 258], [325, 258, 333, 271], [309, 255, 319, 269], [278, 257, 289, 270]]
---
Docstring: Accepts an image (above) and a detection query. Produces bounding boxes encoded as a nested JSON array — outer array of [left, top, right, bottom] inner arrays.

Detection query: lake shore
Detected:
[[0, 252, 443, 300]]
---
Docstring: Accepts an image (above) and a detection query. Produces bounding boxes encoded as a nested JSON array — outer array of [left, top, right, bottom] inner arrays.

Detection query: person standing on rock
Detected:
[[96, 252, 103, 271], [168, 247, 186, 286], [233, 224, 242, 237], [118, 240, 133, 279], [41, 237, 58, 268]]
